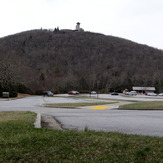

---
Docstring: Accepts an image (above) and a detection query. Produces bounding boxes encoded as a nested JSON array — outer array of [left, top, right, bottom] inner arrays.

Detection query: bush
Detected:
[[9, 90, 18, 97], [0, 90, 2, 97], [35, 90, 44, 95], [16, 83, 29, 93], [9, 85, 18, 97]]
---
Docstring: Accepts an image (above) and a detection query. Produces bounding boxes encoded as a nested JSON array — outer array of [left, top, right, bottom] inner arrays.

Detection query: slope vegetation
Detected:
[[0, 29, 163, 94]]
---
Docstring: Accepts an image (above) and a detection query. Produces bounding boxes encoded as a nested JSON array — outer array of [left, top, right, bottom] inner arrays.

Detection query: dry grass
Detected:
[[17, 93, 32, 98], [0, 111, 36, 122]]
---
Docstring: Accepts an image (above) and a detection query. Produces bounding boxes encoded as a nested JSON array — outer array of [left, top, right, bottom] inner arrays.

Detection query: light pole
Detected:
[[96, 80, 99, 99]]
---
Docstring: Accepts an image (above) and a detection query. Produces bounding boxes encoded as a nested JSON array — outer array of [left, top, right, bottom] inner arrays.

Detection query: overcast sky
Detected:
[[0, 0, 163, 49]]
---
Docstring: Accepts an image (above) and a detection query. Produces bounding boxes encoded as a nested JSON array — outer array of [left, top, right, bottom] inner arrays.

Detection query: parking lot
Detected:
[[1, 94, 163, 137]]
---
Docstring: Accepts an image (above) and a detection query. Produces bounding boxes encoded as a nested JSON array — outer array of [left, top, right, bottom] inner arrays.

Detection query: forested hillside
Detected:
[[0, 29, 163, 95]]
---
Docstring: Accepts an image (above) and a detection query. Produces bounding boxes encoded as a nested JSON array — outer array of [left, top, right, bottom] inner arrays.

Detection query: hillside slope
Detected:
[[0, 29, 163, 94]]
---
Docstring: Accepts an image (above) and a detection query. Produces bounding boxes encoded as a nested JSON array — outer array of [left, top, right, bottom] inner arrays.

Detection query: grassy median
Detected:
[[1, 111, 163, 162], [43, 102, 116, 108], [119, 101, 163, 110]]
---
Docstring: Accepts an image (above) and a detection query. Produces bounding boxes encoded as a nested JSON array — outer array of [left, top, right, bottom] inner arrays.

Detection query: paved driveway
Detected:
[[0, 94, 163, 137]]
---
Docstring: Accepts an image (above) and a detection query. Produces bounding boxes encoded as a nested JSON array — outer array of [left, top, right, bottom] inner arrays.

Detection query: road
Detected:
[[1, 94, 163, 137]]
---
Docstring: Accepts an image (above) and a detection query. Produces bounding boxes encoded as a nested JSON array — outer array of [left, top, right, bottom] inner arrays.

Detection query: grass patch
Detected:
[[69, 94, 139, 102], [1, 111, 163, 162], [0, 111, 36, 122], [67, 95, 91, 99], [43, 102, 116, 108], [119, 101, 163, 110]]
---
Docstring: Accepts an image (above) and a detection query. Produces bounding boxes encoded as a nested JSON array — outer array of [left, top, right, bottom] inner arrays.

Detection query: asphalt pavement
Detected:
[[1, 94, 163, 137]]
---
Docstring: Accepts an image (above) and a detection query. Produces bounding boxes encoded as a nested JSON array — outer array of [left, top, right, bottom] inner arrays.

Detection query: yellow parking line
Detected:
[[90, 106, 109, 110]]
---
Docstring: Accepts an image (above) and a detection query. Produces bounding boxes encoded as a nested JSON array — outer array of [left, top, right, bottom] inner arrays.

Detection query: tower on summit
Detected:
[[76, 22, 80, 31], [75, 22, 84, 31]]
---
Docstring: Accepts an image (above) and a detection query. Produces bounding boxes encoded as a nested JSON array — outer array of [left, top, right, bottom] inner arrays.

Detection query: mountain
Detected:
[[0, 29, 163, 95]]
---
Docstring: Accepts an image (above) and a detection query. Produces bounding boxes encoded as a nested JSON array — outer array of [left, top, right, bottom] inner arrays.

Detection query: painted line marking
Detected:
[[90, 106, 109, 110]]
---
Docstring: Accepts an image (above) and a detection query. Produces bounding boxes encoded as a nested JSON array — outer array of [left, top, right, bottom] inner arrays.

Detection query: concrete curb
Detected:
[[34, 113, 41, 128]]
